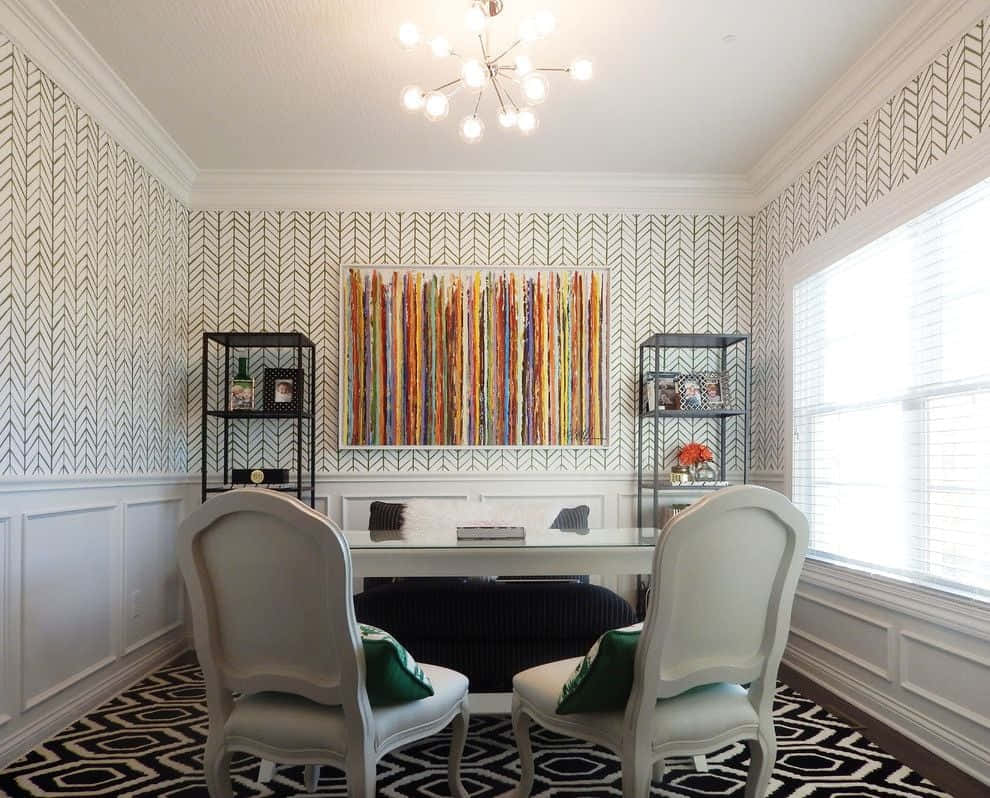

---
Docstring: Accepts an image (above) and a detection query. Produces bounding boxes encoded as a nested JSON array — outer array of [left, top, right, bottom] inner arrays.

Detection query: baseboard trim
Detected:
[[0, 634, 189, 768], [783, 647, 990, 790]]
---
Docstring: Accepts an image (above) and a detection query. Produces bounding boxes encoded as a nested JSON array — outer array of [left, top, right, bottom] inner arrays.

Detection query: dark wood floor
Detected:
[[779, 664, 985, 798]]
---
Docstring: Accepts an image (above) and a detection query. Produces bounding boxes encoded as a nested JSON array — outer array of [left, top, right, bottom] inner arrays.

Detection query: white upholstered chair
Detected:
[[177, 490, 470, 798], [511, 485, 809, 798]]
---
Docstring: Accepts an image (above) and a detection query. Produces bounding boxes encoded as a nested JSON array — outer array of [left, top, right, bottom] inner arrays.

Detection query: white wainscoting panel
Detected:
[[0, 477, 190, 769], [21, 504, 117, 710], [785, 557, 990, 785], [0, 515, 11, 728], [789, 590, 892, 680], [123, 499, 184, 654], [900, 632, 990, 732]]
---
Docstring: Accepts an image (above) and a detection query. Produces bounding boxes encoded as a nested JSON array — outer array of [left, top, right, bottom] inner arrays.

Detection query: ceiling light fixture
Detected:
[[397, 0, 592, 143]]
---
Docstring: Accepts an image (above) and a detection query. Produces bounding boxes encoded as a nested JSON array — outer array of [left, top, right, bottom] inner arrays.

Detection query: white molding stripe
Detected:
[[0, 0, 196, 200], [0, 474, 193, 492], [799, 559, 990, 640], [749, 0, 990, 209], [189, 170, 756, 214], [899, 632, 990, 730]]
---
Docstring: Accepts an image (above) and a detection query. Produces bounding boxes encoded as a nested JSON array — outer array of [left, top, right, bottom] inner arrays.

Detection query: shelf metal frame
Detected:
[[200, 331, 317, 508]]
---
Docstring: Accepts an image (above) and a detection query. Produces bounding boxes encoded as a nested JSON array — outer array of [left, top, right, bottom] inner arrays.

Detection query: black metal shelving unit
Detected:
[[635, 333, 750, 529], [200, 331, 316, 507]]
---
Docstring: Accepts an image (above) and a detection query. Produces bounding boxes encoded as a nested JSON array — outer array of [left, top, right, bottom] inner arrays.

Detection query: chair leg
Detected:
[[258, 760, 276, 783], [693, 754, 709, 772], [304, 764, 321, 792], [204, 731, 233, 798], [345, 753, 377, 798], [448, 698, 470, 798], [651, 758, 665, 784], [621, 749, 651, 798], [744, 732, 776, 798], [511, 698, 536, 798]]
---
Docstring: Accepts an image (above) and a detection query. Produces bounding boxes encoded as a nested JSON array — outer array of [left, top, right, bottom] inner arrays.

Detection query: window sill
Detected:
[[800, 556, 990, 638]]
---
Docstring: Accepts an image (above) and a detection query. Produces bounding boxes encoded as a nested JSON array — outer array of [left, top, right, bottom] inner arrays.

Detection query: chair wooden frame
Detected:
[[178, 490, 470, 798], [511, 485, 809, 798]]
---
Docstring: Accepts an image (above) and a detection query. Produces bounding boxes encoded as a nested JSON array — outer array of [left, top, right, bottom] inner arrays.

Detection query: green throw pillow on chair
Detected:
[[359, 624, 435, 706], [557, 622, 642, 714]]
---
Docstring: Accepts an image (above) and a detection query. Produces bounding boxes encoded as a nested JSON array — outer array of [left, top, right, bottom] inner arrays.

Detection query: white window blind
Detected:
[[792, 177, 990, 600]]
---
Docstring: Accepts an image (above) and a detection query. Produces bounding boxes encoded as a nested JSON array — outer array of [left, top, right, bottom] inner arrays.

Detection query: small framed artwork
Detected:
[[263, 368, 304, 412], [645, 372, 681, 412], [703, 376, 724, 406], [678, 377, 703, 409], [230, 379, 255, 410]]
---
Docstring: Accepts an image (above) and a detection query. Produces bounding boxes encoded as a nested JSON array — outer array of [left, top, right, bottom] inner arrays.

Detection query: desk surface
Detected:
[[343, 527, 659, 550]]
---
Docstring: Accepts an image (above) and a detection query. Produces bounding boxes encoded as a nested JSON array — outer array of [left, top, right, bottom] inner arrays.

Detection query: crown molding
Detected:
[[190, 169, 756, 214], [0, 0, 196, 201], [749, 0, 990, 211]]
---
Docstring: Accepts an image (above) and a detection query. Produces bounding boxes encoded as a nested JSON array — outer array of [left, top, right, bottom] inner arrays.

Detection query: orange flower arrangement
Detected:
[[677, 442, 714, 466]]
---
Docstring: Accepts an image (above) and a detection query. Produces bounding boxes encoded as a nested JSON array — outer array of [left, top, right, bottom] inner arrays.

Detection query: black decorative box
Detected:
[[232, 468, 290, 485]]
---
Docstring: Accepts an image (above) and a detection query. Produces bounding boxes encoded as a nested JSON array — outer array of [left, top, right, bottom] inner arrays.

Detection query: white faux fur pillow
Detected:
[[401, 498, 558, 536]]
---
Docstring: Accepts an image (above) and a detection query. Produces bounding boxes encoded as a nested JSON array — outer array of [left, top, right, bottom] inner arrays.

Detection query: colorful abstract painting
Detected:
[[341, 267, 608, 447]]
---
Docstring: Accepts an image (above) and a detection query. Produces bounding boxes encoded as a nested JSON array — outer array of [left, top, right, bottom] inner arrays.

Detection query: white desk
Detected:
[[342, 527, 659, 579]]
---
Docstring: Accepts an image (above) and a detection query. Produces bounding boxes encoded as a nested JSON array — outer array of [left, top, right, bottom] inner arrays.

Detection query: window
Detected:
[[792, 178, 990, 600]]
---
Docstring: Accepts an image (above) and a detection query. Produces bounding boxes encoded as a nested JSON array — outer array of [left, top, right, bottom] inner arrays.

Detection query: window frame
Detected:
[[778, 134, 990, 605]]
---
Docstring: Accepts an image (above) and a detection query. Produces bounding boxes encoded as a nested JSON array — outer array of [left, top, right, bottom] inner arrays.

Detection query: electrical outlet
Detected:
[[131, 590, 142, 619]]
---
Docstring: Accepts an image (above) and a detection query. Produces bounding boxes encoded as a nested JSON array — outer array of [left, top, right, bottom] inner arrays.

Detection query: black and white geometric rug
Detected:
[[0, 660, 952, 797]]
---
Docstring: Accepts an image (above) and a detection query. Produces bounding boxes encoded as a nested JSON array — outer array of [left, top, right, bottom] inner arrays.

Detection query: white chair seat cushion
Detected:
[[513, 658, 758, 747], [225, 664, 468, 756]]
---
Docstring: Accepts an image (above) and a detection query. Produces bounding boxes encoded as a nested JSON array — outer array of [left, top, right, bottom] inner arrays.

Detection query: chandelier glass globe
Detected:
[[534, 10, 556, 37], [429, 36, 451, 58], [459, 114, 485, 142], [516, 108, 538, 135], [397, 22, 420, 49], [521, 73, 549, 104], [460, 59, 486, 90], [423, 92, 450, 121], [400, 85, 425, 111], [497, 108, 517, 128], [570, 58, 593, 81], [464, 4, 486, 33], [514, 54, 533, 77]]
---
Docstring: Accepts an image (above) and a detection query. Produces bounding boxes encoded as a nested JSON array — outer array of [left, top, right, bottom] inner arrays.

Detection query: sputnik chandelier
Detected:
[[397, 0, 593, 142]]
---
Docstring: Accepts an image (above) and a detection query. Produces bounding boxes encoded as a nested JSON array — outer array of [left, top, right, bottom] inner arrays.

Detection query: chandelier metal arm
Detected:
[[490, 73, 508, 113], [491, 38, 521, 63], [430, 77, 462, 93], [496, 75, 521, 112]]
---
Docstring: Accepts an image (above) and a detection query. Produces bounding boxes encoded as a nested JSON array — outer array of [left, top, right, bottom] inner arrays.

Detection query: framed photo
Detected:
[[678, 377, 703, 409], [677, 371, 731, 410], [230, 379, 255, 410], [703, 376, 724, 406], [263, 368, 304, 412], [644, 372, 680, 412]]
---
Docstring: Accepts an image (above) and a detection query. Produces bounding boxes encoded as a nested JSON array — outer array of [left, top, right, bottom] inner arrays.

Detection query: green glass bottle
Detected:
[[235, 357, 250, 380]]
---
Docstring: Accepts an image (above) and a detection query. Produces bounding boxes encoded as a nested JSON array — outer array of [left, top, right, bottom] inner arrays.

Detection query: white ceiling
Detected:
[[53, 0, 910, 175]]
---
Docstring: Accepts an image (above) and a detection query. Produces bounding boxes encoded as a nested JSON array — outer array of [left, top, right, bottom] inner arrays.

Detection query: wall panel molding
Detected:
[[900, 632, 990, 730], [0, 477, 191, 769], [790, 590, 893, 680]]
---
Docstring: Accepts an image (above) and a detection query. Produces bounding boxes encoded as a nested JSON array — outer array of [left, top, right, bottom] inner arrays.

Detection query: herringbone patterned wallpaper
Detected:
[[0, 34, 188, 477], [188, 212, 753, 474], [751, 15, 990, 473]]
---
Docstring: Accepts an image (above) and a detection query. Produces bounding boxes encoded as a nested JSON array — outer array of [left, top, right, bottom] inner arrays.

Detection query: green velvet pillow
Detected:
[[359, 624, 434, 706], [557, 622, 641, 714]]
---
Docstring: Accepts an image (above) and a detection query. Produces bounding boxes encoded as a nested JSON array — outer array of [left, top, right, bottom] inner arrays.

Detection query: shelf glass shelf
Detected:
[[205, 485, 315, 494], [204, 331, 315, 348], [207, 409, 313, 420], [639, 409, 747, 419]]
